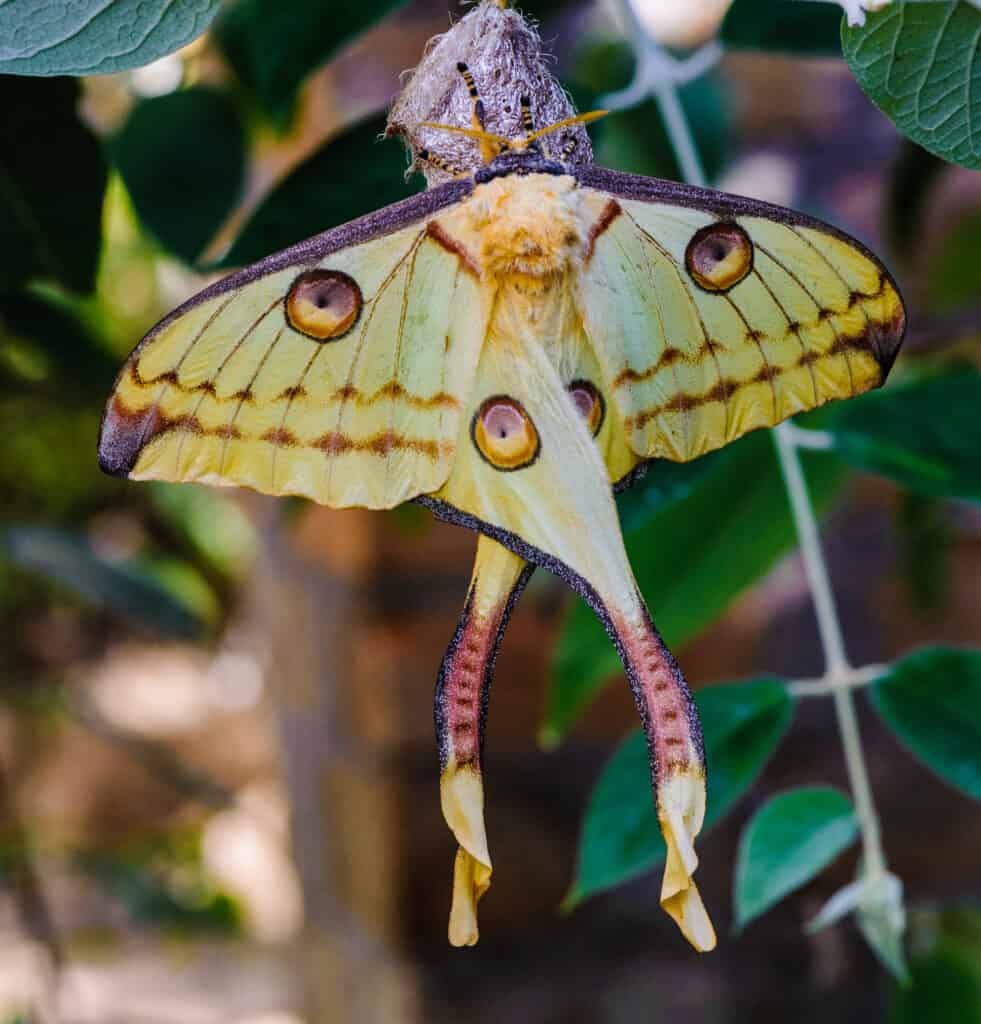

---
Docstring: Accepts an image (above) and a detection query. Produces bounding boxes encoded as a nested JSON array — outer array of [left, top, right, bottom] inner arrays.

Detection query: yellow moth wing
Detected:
[[100, 181, 490, 509], [573, 179, 906, 463]]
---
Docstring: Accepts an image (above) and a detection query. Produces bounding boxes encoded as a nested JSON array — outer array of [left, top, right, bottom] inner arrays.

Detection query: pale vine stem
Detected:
[[608, 2, 891, 889]]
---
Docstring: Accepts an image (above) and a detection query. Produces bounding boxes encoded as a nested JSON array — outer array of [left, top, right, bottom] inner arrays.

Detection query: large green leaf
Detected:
[[0, 77, 107, 292], [216, 0, 408, 122], [831, 370, 981, 503], [734, 786, 858, 929], [567, 678, 793, 906], [869, 647, 981, 801], [1, 526, 207, 640], [842, 2, 981, 170], [114, 86, 247, 264], [545, 431, 844, 741], [0, 0, 222, 76], [221, 115, 417, 266], [721, 0, 842, 55]]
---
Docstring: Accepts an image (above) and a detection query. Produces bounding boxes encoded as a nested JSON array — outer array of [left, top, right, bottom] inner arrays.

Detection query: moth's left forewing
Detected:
[[573, 170, 906, 464]]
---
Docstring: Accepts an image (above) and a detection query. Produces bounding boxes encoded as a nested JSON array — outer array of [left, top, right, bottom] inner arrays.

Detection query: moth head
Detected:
[[386, 0, 593, 185]]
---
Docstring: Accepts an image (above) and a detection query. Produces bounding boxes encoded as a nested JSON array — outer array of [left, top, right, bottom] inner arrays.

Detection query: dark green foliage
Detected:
[[2, 526, 208, 640], [0, 292, 118, 399], [870, 647, 981, 801], [0, 76, 106, 292], [890, 910, 981, 1024], [113, 86, 247, 265], [721, 0, 842, 54], [216, 0, 409, 124], [832, 370, 981, 503], [220, 115, 417, 266], [75, 836, 242, 934], [568, 678, 793, 904]]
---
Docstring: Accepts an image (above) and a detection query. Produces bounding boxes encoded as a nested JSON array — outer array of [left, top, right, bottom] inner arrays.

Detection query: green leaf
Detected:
[[615, 452, 722, 533], [216, 0, 408, 123], [842, 2, 981, 170], [734, 786, 859, 929], [721, 0, 842, 55], [869, 646, 981, 800], [0, 0, 222, 76], [892, 909, 981, 1023], [0, 77, 107, 292], [114, 86, 247, 264], [1, 526, 206, 640], [0, 291, 118, 399], [567, 678, 793, 906], [545, 431, 844, 741], [221, 115, 416, 266], [832, 370, 981, 503]]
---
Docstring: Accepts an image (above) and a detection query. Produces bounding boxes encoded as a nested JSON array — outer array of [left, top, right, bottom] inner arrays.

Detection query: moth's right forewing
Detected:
[[99, 180, 493, 510]]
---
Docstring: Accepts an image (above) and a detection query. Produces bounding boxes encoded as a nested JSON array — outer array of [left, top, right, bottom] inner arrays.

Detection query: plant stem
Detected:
[[648, 68, 889, 883], [773, 424, 887, 878]]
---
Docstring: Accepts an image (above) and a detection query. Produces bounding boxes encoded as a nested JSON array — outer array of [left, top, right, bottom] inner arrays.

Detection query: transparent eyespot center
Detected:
[[286, 270, 362, 340], [472, 396, 539, 470], [567, 379, 604, 436], [685, 223, 753, 292]]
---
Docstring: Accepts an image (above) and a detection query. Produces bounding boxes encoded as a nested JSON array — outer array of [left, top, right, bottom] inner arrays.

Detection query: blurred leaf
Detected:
[[0, 77, 107, 292], [1, 526, 206, 640], [869, 646, 981, 800], [927, 210, 981, 313], [114, 86, 247, 264], [545, 431, 844, 740], [0, 402, 109, 520], [77, 838, 241, 934], [568, 678, 793, 905], [221, 115, 416, 266], [571, 40, 730, 183], [721, 0, 841, 54], [0, 0, 222, 76], [886, 141, 947, 263], [832, 370, 981, 502], [148, 483, 257, 580], [892, 909, 981, 1023], [892, 946, 981, 1022], [216, 0, 408, 123], [734, 786, 858, 929], [842, 2, 981, 170], [0, 291, 117, 398], [615, 452, 722, 533], [895, 492, 952, 613]]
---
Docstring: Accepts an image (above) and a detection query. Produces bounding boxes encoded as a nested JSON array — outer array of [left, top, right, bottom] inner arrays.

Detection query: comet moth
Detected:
[[99, 0, 905, 951]]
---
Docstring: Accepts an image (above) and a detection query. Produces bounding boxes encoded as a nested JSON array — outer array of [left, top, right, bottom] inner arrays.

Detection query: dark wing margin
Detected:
[[98, 177, 475, 478]]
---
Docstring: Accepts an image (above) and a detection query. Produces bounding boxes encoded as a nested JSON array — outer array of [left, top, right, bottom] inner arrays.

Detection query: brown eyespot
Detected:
[[685, 222, 753, 292], [568, 379, 605, 436], [286, 270, 362, 340], [472, 396, 540, 471]]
